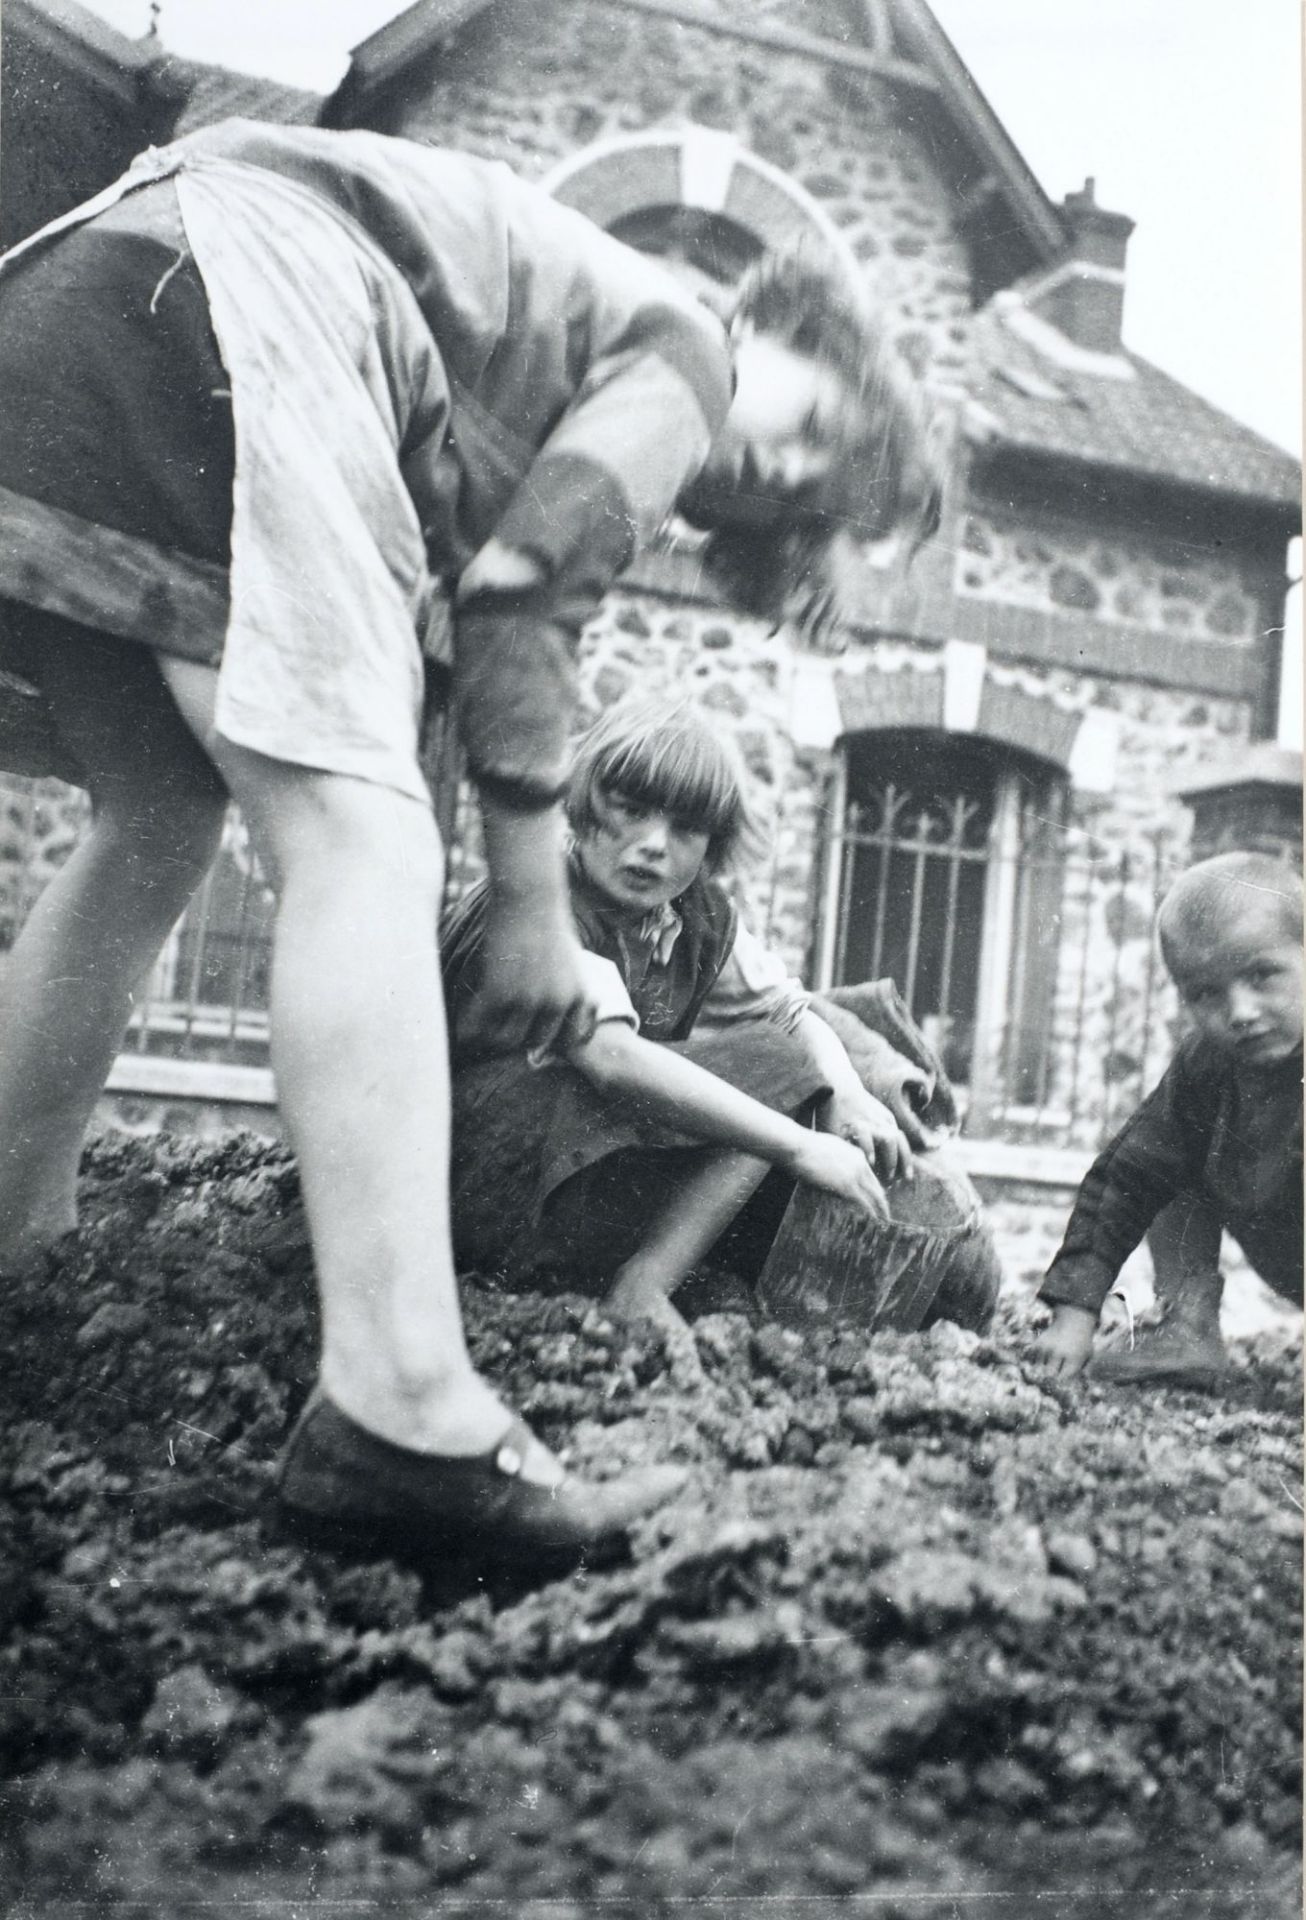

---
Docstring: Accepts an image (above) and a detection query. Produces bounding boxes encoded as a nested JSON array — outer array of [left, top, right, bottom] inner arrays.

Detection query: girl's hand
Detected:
[[1032, 1303, 1098, 1378], [818, 1085, 914, 1185], [787, 1129, 889, 1224], [459, 897, 597, 1060]]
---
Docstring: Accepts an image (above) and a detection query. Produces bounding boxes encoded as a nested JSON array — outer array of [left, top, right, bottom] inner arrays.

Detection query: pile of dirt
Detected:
[[1, 1132, 1300, 1917]]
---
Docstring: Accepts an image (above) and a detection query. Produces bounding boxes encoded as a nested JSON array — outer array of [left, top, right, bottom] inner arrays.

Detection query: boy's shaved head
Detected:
[[1158, 851, 1303, 963]]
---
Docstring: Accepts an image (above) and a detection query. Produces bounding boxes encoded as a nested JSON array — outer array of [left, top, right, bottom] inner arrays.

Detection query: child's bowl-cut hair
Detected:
[[1157, 851, 1304, 960], [566, 697, 758, 875]]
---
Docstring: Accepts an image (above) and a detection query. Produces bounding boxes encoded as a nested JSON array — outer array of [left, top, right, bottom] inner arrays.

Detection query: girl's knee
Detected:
[[233, 762, 442, 901]]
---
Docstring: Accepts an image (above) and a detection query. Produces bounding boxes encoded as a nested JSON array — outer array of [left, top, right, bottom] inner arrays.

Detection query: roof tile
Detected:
[[970, 303, 1300, 515]]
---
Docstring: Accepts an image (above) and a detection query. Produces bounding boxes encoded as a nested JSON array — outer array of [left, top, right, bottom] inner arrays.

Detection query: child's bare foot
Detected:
[[1091, 1317, 1229, 1388], [602, 1270, 705, 1387]]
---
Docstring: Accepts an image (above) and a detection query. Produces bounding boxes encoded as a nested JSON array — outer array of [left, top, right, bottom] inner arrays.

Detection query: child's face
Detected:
[[696, 331, 851, 521], [576, 789, 711, 913], [1166, 897, 1303, 1066]]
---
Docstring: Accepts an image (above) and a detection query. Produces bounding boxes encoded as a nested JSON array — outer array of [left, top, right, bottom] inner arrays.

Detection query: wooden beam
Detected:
[[105, 1054, 277, 1106]]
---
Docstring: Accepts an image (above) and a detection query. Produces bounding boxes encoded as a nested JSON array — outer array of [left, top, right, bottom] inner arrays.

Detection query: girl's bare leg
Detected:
[[603, 1148, 771, 1335], [0, 633, 228, 1267], [159, 660, 561, 1471], [0, 800, 226, 1263]]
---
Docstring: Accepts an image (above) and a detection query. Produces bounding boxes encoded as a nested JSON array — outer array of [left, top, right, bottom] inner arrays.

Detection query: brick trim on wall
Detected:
[[622, 549, 1264, 701]]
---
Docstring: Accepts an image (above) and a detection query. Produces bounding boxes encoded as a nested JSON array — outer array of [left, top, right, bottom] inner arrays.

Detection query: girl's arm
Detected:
[[572, 1019, 888, 1222], [458, 798, 596, 1060], [694, 921, 912, 1181]]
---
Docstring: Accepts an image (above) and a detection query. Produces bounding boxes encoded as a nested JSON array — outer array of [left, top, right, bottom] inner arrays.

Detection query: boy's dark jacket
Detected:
[[1040, 1034, 1304, 1314]]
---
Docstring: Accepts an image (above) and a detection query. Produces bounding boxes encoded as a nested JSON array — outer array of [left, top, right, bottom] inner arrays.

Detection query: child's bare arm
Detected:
[[573, 1021, 888, 1222]]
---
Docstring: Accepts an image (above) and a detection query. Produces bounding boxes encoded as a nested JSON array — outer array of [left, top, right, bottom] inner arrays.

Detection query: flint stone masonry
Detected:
[[383, 0, 971, 390], [957, 512, 1260, 642]]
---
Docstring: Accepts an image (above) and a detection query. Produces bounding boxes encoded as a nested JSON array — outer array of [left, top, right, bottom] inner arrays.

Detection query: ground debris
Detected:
[[0, 1130, 1299, 1914]]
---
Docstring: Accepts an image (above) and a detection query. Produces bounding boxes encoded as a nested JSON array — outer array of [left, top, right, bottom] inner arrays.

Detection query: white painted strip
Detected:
[[677, 126, 739, 212], [106, 1056, 277, 1106], [950, 1136, 1092, 1186], [942, 638, 986, 733]]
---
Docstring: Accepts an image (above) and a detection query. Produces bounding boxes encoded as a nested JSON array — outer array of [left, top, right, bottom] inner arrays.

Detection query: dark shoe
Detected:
[[273, 1392, 685, 1573]]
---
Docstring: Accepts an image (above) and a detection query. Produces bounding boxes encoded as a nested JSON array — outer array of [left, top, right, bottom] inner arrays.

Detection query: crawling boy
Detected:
[[1036, 851, 1303, 1381]]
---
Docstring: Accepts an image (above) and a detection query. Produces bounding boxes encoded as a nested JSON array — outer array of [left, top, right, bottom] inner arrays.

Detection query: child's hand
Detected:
[[819, 1085, 914, 1185], [848, 1031, 938, 1150], [460, 897, 597, 1060], [788, 1130, 889, 1224], [1032, 1303, 1098, 1378]]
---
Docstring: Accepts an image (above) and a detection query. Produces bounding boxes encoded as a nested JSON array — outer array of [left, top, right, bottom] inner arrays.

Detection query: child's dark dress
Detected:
[[443, 860, 1003, 1337], [1040, 1035, 1304, 1314], [443, 861, 830, 1282]]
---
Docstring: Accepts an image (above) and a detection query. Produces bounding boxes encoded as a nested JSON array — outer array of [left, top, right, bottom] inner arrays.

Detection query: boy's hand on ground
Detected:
[[789, 1130, 889, 1224], [1032, 1303, 1098, 1378], [819, 1086, 913, 1185], [460, 900, 597, 1059]]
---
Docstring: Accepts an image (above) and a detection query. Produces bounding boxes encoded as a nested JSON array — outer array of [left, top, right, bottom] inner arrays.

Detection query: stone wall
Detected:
[[389, 0, 971, 390], [956, 509, 1260, 643]]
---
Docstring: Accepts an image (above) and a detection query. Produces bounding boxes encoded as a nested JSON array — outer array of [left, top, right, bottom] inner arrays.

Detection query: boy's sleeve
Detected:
[[454, 300, 732, 803], [1039, 1052, 1208, 1316]]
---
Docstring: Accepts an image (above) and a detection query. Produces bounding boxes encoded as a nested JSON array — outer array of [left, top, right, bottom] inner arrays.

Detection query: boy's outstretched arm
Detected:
[[573, 1020, 889, 1224], [1032, 1050, 1208, 1374]]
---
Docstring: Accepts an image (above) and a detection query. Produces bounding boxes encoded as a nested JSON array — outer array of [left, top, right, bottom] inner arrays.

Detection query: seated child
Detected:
[[1035, 852, 1303, 1381], [442, 697, 922, 1337]]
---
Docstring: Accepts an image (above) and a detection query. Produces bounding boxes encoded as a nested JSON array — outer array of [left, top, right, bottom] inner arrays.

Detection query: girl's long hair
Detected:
[[680, 244, 946, 640]]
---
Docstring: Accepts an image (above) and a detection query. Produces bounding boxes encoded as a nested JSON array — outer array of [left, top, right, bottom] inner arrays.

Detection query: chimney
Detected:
[[1028, 178, 1135, 354]]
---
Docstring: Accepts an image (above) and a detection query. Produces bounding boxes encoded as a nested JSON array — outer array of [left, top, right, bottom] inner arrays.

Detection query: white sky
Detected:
[[79, 0, 1304, 740]]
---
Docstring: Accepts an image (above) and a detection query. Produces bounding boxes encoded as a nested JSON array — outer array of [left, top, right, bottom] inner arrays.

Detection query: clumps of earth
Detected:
[[1, 1132, 1300, 1917]]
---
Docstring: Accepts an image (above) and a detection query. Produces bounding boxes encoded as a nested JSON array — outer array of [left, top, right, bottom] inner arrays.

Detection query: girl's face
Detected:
[[695, 329, 851, 521], [576, 789, 711, 913]]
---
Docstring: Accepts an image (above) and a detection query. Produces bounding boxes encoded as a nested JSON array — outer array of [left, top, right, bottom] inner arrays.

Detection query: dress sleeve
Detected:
[[1038, 1048, 1211, 1316], [696, 920, 812, 1037], [454, 300, 732, 803]]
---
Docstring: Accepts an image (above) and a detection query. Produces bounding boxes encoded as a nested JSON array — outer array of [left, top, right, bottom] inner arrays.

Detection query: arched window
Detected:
[[823, 729, 1069, 1120], [543, 127, 860, 300]]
